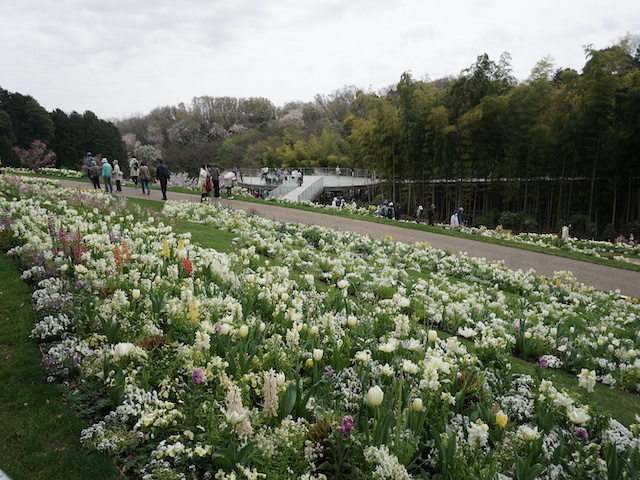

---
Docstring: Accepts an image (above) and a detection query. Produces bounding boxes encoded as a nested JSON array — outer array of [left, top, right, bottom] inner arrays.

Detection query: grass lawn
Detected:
[[0, 254, 122, 480]]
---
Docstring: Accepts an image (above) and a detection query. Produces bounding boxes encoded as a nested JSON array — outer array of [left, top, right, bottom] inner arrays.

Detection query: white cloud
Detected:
[[1, 0, 638, 119]]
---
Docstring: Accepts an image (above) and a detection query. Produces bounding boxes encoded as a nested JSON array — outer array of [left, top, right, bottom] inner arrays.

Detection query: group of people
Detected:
[[198, 164, 237, 202], [85, 152, 170, 200], [331, 196, 357, 209], [414, 204, 437, 225], [261, 167, 304, 186]]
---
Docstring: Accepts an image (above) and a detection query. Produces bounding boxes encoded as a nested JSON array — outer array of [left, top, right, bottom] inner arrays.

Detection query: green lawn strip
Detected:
[[0, 254, 122, 480]]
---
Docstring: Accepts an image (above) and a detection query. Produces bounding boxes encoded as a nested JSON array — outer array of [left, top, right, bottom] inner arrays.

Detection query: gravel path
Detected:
[[56, 179, 640, 298]]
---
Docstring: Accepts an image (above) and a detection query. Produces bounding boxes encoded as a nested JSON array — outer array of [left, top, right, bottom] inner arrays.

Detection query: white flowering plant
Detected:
[[2, 173, 640, 480]]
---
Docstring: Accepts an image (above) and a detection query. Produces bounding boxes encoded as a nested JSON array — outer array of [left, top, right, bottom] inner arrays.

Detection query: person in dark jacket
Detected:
[[156, 158, 170, 200]]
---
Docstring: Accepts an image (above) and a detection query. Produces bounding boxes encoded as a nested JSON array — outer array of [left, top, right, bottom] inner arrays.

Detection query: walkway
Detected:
[[56, 179, 640, 298]]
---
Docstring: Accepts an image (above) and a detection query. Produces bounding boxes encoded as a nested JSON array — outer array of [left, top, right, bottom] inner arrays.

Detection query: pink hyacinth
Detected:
[[341, 415, 354, 435], [192, 368, 203, 384]]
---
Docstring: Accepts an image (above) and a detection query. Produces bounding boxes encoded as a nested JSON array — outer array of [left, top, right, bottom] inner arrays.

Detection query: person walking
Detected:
[[112, 159, 123, 191], [428, 204, 436, 226], [450, 211, 460, 229], [129, 157, 140, 187], [156, 158, 170, 200], [85, 152, 95, 178], [101, 158, 113, 193], [414, 205, 423, 223], [139, 161, 151, 195], [88, 160, 101, 189], [457, 207, 464, 227]]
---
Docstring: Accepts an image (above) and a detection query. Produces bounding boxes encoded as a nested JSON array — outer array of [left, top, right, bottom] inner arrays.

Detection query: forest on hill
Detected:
[[1, 35, 639, 237]]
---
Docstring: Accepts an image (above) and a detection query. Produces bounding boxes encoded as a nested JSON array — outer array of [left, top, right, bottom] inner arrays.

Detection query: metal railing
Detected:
[[269, 182, 298, 199], [239, 167, 376, 182], [297, 177, 325, 202]]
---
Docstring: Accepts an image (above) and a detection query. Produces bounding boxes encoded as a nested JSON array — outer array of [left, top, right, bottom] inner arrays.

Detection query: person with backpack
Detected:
[[155, 158, 170, 200], [88, 160, 101, 189], [129, 157, 140, 187], [85, 152, 95, 177]]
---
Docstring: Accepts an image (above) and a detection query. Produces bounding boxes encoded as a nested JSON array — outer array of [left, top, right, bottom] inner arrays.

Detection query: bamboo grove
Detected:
[[345, 42, 640, 238]]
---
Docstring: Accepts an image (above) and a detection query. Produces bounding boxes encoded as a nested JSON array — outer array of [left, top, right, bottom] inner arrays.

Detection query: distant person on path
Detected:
[[298, 170, 303, 186], [112, 159, 123, 191], [156, 158, 170, 200], [222, 171, 236, 198], [387, 202, 395, 219], [139, 161, 151, 195], [88, 160, 101, 189], [101, 158, 113, 193], [560, 224, 571, 242], [335, 165, 341, 176], [450, 211, 460, 229], [428, 204, 436, 225], [211, 164, 221, 198], [394, 203, 402, 220], [129, 157, 140, 187], [457, 207, 464, 227], [198, 165, 211, 202], [414, 205, 423, 222], [85, 152, 95, 177]]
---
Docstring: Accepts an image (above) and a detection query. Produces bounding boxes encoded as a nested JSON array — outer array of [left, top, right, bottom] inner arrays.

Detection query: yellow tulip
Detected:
[[496, 410, 508, 429]]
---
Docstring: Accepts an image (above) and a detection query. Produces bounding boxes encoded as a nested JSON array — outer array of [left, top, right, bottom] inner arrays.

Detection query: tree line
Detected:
[[0, 89, 126, 169], [2, 35, 639, 237]]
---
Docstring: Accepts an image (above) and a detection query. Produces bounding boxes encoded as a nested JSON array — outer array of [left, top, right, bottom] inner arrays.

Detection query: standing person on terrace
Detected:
[[101, 158, 113, 193], [156, 158, 170, 200], [139, 161, 151, 195], [112, 159, 123, 192], [457, 207, 464, 227]]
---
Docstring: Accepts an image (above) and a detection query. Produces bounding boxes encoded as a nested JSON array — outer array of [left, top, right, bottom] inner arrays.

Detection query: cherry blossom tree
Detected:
[[13, 139, 56, 172]]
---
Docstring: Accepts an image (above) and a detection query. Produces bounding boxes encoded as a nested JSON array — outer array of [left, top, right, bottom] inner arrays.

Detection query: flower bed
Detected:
[[1, 174, 640, 479]]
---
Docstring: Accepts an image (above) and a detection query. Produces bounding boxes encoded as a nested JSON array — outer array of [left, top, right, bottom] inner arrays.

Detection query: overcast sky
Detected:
[[2, 0, 639, 120]]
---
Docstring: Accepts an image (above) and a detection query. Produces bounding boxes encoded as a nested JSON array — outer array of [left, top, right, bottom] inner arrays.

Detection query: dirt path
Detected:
[[56, 179, 640, 298]]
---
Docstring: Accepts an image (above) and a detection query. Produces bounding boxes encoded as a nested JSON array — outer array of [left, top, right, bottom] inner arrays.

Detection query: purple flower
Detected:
[[192, 368, 204, 385], [574, 427, 588, 440], [324, 366, 335, 377], [513, 321, 521, 330], [76, 281, 85, 288], [341, 415, 354, 435], [538, 358, 549, 368], [561, 337, 569, 344]]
